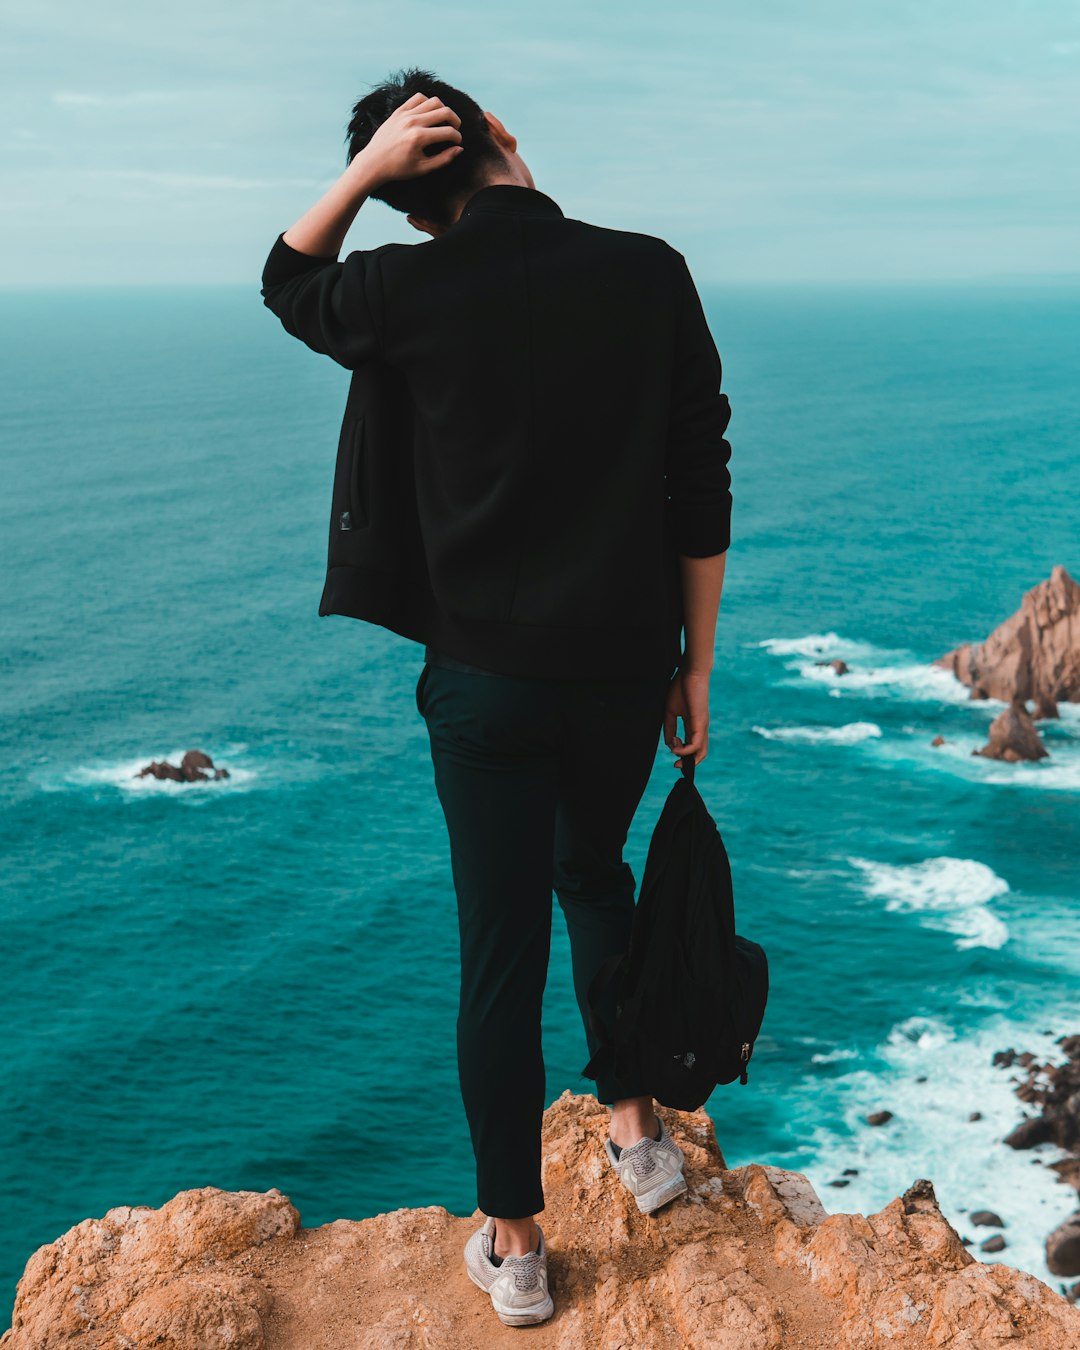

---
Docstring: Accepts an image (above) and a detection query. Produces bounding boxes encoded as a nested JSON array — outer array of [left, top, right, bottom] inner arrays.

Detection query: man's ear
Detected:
[[407, 214, 444, 237]]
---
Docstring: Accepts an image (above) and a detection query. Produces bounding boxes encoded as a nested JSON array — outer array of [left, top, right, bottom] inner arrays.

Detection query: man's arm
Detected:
[[260, 91, 463, 368], [680, 551, 727, 672]]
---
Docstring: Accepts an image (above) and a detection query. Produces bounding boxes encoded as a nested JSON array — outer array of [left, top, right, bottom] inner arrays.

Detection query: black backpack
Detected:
[[581, 752, 769, 1112]]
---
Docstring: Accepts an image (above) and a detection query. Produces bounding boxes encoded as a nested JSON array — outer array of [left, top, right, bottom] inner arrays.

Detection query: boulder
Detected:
[[972, 698, 1049, 762]]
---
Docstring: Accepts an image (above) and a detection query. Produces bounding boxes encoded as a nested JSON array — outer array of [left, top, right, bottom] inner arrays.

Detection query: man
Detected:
[[261, 67, 730, 1329]]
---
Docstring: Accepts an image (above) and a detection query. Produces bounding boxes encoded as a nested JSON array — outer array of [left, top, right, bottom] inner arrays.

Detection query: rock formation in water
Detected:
[[135, 749, 230, 782], [935, 564, 1080, 716], [997, 1035, 1080, 1280], [3, 1091, 1079, 1349], [972, 697, 1051, 762]]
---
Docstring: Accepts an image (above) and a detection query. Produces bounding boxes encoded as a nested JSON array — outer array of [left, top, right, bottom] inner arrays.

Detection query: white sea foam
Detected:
[[978, 748, 1080, 792], [752, 721, 883, 745], [877, 729, 1080, 795], [755, 632, 888, 661], [756, 632, 976, 705], [847, 856, 1010, 950], [774, 1014, 1078, 1290]]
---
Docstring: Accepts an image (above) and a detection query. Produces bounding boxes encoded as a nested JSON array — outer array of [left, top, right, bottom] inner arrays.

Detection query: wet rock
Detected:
[[972, 698, 1049, 762], [1047, 1213, 1080, 1279], [136, 748, 230, 782], [970, 1210, 1006, 1228]]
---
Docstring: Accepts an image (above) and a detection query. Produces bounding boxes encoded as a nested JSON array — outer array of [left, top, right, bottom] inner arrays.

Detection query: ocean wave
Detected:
[[754, 632, 893, 661], [847, 855, 1010, 950], [784, 1012, 1077, 1286], [756, 632, 978, 705], [880, 732, 1080, 794], [978, 750, 1080, 792], [752, 721, 883, 745]]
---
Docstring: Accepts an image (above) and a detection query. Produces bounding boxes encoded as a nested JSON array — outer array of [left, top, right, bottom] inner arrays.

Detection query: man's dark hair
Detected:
[[345, 67, 508, 227]]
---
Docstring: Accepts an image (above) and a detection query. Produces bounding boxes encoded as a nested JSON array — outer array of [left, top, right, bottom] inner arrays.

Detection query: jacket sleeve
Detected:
[[260, 231, 386, 370], [665, 249, 733, 557]]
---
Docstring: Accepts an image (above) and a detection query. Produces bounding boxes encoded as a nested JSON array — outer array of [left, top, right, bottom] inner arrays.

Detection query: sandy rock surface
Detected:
[[4, 1091, 1079, 1349]]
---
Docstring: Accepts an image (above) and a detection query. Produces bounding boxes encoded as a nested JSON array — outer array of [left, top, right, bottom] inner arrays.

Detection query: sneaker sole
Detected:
[[635, 1172, 689, 1214], [466, 1267, 555, 1326]]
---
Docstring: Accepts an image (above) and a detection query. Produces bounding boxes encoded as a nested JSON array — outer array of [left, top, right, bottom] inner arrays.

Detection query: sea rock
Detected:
[[972, 698, 1049, 762], [935, 564, 1080, 714], [136, 748, 230, 782], [930, 734, 946, 746], [997, 1036, 1080, 1277], [4, 1091, 1078, 1349], [1047, 1214, 1080, 1279], [970, 1210, 1006, 1227]]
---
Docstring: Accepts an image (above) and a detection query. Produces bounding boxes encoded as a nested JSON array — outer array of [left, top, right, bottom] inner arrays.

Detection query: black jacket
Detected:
[[260, 183, 732, 679]]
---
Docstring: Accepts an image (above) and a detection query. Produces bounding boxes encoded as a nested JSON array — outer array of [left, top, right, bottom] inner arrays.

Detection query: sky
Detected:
[[2, 0, 1079, 285]]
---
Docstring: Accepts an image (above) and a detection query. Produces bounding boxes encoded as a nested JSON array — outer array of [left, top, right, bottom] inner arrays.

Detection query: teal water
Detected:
[[2, 278, 1079, 1323]]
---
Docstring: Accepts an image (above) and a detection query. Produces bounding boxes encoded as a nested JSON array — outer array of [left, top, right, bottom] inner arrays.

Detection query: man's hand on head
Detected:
[[352, 92, 464, 189]]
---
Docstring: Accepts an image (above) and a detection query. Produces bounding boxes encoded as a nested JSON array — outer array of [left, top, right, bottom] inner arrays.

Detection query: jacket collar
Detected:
[[456, 183, 564, 223]]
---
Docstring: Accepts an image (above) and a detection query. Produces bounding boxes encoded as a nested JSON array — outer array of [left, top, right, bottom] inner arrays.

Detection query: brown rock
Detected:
[[866, 1109, 894, 1126], [1001, 1038, 1080, 1158], [970, 1210, 1006, 1227], [136, 759, 186, 782], [930, 734, 946, 746], [935, 564, 1080, 714], [2, 1187, 298, 1348], [3, 1093, 1079, 1349], [136, 748, 230, 782], [973, 698, 1050, 762], [1047, 1213, 1080, 1278]]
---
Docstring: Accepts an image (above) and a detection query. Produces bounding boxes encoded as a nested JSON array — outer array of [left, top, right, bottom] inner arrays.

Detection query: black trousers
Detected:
[[415, 656, 674, 1219]]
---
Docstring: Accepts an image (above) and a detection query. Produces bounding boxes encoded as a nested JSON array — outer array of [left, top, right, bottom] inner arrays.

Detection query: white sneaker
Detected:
[[463, 1215, 555, 1327], [605, 1114, 688, 1214]]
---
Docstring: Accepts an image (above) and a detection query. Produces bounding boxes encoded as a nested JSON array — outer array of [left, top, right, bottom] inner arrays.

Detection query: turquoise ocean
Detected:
[[2, 275, 1078, 1324]]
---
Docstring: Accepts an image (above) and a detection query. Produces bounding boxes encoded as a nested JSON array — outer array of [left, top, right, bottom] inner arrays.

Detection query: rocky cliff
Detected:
[[4, 1091, 1079, 1349], [935, 564, 1080, 716]]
